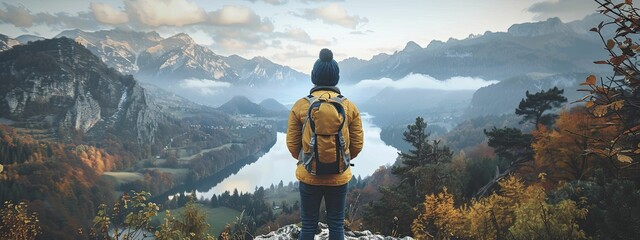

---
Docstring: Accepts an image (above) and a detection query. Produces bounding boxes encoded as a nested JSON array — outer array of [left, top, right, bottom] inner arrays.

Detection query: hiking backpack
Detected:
[[298, 94, 352, 175]]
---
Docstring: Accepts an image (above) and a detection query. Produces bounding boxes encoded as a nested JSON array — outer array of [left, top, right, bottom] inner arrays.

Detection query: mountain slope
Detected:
[[259, 98, 289, 113], [218, 96, 268, 116], [136, 33, 238, 83], [0, 34, 20, 52], [224, 55, 309, 87], [339, 15, 608, 83], [464, 72, 591, 118], [360, 88, 475, 127], [56, 29, 163, 74], [16, 34, 45, 44], [0, 37, 162, 143]]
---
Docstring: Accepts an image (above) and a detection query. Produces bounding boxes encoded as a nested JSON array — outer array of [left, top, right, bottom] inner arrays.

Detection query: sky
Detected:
[[0, 0, 599, 73]]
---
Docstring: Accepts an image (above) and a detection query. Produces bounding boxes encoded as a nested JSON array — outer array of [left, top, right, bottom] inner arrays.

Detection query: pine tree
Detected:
[[515, 87, 567, 129], [364, 116, 454, 236], [483, 127, 533, 164], [399, 116, 431, 167], [393, 117, 452, 188], [210, 195, 219, 208]]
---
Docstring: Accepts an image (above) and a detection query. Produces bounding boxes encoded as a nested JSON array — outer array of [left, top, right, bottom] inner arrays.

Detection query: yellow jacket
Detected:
[[286, 87, 364, 186]]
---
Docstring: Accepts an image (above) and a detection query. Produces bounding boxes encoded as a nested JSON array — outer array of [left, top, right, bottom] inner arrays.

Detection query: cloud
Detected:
[[354, 73, 498, 91], [298, 0, 345, 3], [270, 44, 315, 72], [209, 5, 274, 31], [295, 3, 367, 29], [274, 44, 314, 59], [0, 3, 103, 30], [274, 27, 331, 45], [9, 0, 275, 55], [179, 79, 232, 95], [527, 0, 598, 21], [124, 0, 206, 27], [91, 3, 129, 25], [0, 3, 35, 27], [87, 1, 275, 31], [243, 0, 289, 5], [201, 26, 270, 53]]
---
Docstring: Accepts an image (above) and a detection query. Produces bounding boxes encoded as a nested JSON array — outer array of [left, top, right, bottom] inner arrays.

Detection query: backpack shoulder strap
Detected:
[[330, 94, 346, 103], [303, 94, 317, 103]]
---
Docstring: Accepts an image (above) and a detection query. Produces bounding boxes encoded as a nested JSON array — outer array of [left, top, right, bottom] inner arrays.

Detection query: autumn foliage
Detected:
[[412, 176, 588, 240], [532, 107, 619, 182], [0, 201, 41, 240], [408, 1, 640, 239], [577, 0, 640, 177]]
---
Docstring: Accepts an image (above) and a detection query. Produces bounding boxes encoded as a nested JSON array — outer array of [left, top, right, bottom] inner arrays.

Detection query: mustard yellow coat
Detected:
[[286, 89, 364, 186]]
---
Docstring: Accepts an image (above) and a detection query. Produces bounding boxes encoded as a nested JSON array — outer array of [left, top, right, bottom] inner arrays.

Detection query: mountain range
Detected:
[[218, 96, 289, 118], [2, 14, 609, 89], [50, 29, 308, 87], [1, 14, 613, 129], [338, 14, 609, 83]]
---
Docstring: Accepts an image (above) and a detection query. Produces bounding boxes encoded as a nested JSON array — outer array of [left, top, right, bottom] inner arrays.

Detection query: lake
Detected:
[[194, 113, 399, 199]]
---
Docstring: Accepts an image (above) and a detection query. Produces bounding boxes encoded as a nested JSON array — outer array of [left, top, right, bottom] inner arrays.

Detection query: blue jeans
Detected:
[[298, 182, 348, 240]]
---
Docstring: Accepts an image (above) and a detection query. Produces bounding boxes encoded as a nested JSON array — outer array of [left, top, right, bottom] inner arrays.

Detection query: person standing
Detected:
[[286, 48, 364, 240]]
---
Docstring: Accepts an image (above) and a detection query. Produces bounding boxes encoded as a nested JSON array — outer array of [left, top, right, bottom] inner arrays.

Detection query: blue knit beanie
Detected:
[[311, 48, 339, 86]]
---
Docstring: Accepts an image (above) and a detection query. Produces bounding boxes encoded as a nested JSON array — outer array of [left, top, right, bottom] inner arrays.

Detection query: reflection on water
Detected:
[[195, 113, 399, 199]]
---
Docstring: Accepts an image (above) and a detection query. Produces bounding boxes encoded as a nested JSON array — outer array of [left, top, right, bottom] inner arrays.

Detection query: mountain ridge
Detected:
[[53, 29, 308, 87], [0, 34, 19, 51], [338, 14, 609, 83]]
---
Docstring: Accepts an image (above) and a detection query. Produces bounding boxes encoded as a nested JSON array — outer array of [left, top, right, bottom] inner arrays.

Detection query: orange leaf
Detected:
[[626, 0, 633, 5], [611, 56, 627, 65], [594, 105, 608, 117], [610, 100, 625, 110], [617, 154, 633, 163], [585, 101, 595, 108], [594, 60, 608, 64], [586, 75, 597, 85], [607, 39, 615, 50]]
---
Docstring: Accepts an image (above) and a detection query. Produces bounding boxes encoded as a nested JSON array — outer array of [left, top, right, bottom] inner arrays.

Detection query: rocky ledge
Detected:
[[255, 223, 414, 240]]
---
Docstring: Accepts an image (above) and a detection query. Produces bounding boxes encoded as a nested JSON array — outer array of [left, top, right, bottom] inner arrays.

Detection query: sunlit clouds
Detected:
[[0, 3, 35, 27], [528, 0, 599, 21], [295, 3, 367, 29], [91, 3, 129, 25], [209, 5, 273, 31], [123, 0, 206, 27]]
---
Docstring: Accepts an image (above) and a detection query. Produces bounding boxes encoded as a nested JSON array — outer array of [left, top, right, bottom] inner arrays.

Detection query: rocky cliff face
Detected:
[[56, 29, 162, 74], [255, 223, 414, 240], [0, 37, 160, 143], [136, 33, 238, 83], [507, 17, 571, 37], [223, 55, 308, 87]]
